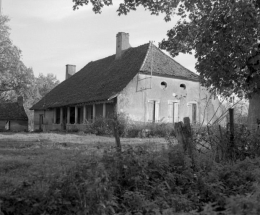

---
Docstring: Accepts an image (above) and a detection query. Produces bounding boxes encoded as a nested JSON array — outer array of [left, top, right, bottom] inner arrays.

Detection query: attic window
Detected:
[[180, 84, 186, 90], [161, 81, 167, 89]]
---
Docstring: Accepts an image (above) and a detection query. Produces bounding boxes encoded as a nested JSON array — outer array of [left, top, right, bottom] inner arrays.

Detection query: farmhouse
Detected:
[[0, 97, 28, 131], [31, 32, 224, 131]]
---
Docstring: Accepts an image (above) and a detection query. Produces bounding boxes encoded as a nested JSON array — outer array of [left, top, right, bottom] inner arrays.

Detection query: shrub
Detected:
[[125, 122, 175, 138], [1, 132, 260, 214]]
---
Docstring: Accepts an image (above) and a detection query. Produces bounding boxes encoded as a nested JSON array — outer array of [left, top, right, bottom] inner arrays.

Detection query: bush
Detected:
[[125, 122, 175, 138], [2, 142, 260, 215], [82, 114, 175, 138]]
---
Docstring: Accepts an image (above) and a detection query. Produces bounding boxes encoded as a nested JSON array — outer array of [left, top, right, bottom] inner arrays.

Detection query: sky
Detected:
[[2, 0, 197, 82]]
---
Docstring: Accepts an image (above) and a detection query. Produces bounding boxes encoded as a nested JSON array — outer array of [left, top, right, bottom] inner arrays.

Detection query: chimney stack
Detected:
[[17, 96, 23, 107], [116, 32, 131, 60], [66, 65, 76, 80]]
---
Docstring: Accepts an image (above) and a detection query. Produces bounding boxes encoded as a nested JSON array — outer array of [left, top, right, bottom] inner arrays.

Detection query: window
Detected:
[[161, 81, 167, 89], [168, 101, 179, 123], [187, 102, 198, 124], [56, 108, 60, 124], [180, 84, 186, 90], [147, 100, 159, 122]]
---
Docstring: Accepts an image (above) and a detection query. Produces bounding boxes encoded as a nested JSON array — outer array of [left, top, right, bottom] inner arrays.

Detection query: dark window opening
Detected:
[[180, 84, 186, 90], [78, 107, 82, 124], [56, 108, 60, 124], [161, 81, 167, 89], [70, 107, 75, 124]]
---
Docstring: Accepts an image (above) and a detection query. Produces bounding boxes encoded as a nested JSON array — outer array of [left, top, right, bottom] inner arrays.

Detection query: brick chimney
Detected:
[[66, 65, 76, 80], [116, 32, 131, 60], [17, 96, 23, 107]]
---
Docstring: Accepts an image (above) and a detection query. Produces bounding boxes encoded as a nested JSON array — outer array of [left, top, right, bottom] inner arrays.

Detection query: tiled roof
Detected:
[[31, 43, 198, 110], [0, 102, 28, 121], [141, 43, 199, 81]]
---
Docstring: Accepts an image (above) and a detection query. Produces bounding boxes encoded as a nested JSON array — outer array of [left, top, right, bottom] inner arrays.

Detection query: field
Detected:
[[0, 132, 167, 196], [1, 132, 260, 214]]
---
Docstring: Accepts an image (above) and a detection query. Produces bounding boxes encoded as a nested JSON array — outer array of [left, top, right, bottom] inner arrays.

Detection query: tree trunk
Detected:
[[248, 93, 260, 130]]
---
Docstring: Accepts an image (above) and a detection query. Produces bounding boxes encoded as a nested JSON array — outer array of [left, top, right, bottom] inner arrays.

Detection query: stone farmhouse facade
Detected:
[[31, 32, 224, 131], [0, 97, 28, 131]]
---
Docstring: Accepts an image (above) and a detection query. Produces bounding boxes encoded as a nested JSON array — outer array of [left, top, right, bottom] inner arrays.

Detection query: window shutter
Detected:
[[155, 102, 160, 122], [168, 103, 173, 123], [188, 104, 192, 121], [174, 103, 179, 123], [192, 104, 197, 123]]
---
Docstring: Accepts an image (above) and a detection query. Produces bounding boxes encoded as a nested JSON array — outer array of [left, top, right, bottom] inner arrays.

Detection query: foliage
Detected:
[[72, 0, 260, 99], [126, 122, 175, 138], [35, 73, 60, 98], [1, 131, 260, 214], [83, 115, 175, 138], [0, 15, 59, 130], [25, 73, 60, 130], [194, 123, 260, 161], [160, 0, 260, 98], [72, 0, 179, 21], [0, 15, 34, 100]]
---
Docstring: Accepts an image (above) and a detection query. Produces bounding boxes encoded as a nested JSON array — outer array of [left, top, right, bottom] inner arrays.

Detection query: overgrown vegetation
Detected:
[[1, 128, 260, 214], [83, 115, 175, 138]]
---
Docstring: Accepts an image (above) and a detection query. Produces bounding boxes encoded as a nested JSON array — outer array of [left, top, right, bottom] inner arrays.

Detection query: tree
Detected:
[[0, 15, 33, 99], [35, 73, 60, 98], [25, 73, 60, 130], [0, 15, 59, 130], [72, 0, 260, 127]]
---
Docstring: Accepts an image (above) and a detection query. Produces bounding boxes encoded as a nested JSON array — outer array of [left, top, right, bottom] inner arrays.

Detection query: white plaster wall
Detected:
[[118, 74, 224, 125], [34, 109, 54, 131]]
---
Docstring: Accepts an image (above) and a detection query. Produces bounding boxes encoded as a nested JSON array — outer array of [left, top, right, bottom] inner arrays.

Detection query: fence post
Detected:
[[229, 108, 235, 159], [174, 117, 194, 167], [113, 114, 122, 153]]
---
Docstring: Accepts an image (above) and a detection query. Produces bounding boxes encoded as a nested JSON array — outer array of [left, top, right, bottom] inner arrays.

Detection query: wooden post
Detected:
[[83, 105, 87, 124], [60, 107, 63, 125], [75, 106, 78, 124], [113, 114, 121, 153], [103, 103, 106, 118], [229, 108, 235, 159], [53, 108, 57, 124], [93, 104, 96, 122], [174, 117, 194, 167], [67, 107, 70, 124]]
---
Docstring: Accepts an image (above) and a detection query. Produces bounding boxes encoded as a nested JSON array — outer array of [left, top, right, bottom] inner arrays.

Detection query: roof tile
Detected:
[[31, 43, 198, 110], [0, 102, 28, 121]]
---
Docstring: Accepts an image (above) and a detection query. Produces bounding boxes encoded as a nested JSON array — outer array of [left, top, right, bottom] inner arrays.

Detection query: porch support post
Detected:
[[75, 106, 78, 124], [53, 108, 57, 124], [67, 107, 70, 124], [93, 104, 96, 122], [103, 103, 106, 118], [60, 107, 63, 124], [83, 105, 87, 124]]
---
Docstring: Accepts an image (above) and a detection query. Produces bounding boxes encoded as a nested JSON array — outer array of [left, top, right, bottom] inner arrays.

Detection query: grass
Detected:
[[0, 132, 167, 197]]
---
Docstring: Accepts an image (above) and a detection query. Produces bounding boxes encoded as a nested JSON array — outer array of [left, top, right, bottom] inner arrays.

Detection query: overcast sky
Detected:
[[2, 0, 196, 81]]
